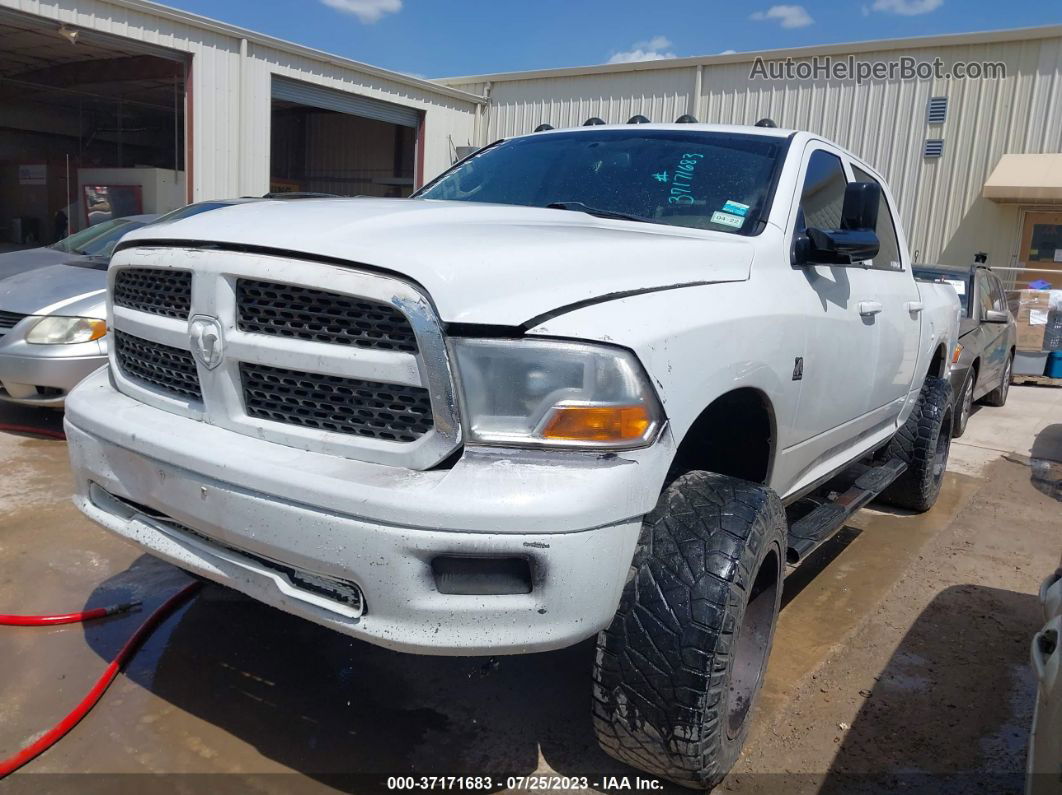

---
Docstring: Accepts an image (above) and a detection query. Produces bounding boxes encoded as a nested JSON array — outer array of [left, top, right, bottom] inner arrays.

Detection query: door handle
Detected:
[[905, 301, 924, 313], [858, 301, 883, 316]]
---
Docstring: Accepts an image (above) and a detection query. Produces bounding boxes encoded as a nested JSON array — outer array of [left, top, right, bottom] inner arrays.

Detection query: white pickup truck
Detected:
[[66, 123, 959, 788]]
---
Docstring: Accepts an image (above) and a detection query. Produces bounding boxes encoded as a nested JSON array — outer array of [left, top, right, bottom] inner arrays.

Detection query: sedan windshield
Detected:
[[50, 218, 130, 255], [415, 129, 789, 234], [79, 221, 146, 257]]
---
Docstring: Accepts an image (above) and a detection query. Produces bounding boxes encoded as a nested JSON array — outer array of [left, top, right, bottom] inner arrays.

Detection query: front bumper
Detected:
[[0, 330, 105, 406], [66, 368, 673, 655]]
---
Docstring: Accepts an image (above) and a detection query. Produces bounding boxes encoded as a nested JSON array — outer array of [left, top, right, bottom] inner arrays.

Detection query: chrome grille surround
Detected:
[[107, 246, 462, 470]]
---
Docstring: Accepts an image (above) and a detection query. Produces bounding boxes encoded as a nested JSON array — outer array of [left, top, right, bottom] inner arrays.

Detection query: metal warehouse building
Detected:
[[439, 25, 1062, 284], [1, 0, 1060, 285], [0, 0, 482, 240]]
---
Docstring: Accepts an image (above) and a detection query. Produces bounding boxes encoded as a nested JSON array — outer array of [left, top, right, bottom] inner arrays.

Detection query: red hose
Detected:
[[0, 601, 141, 626], [0, 581, 201, 778], [0, 423, 65, 441]]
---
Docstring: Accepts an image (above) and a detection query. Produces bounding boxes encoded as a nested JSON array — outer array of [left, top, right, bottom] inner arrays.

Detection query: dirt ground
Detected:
[[0, 386, 1059, 794]]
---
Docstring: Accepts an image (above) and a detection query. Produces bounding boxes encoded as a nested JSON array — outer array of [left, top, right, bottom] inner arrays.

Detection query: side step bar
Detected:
[[786, 458, 907, 565]]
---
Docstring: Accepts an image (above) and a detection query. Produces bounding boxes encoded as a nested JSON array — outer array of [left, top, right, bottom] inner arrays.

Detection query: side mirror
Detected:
[[793, 182, 882, 266], [984, 309, 1009, 323]]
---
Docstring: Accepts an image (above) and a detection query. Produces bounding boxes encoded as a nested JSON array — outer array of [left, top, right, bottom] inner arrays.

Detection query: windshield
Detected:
[[415, 130, 789, 234], [914, 268, 970, 315], [79, 221, 146, 258], [50, 218, 129, 254], [152, 201, 237, 224]]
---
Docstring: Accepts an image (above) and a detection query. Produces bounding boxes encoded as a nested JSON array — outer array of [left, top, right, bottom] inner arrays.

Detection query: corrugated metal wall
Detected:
[[447, 34, 1062, 269], [0, 0, 480, 200]]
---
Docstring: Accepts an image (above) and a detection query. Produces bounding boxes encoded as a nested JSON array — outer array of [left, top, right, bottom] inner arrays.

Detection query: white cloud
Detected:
[[749, 5, 814, 28], [320, 0, 402, 23], [870, 0, 943, 14], [608, 35, 677, 64], [719, 49, 737, 55]]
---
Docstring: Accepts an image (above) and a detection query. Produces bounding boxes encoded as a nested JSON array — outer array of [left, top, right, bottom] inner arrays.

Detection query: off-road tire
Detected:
[[952, 369, 975, 439], [879, 376, 953, 512], [592, 471, 786, 789], [980, 353, 1013, 407]]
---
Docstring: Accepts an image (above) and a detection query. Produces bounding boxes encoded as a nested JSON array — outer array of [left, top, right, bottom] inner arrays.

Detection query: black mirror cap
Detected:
[[804, 227, 881, 265], [675, 114, 698, 123], [841, 181, 881, 231], [583, 117, 606, 126], [534, 123, 554, 132]]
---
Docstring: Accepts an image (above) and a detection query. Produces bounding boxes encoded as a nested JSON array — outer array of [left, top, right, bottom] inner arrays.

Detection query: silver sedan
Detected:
[[0, 261, 108, 407]]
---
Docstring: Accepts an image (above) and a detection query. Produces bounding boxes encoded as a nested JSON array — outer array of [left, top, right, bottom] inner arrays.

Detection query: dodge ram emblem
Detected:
[[189, 315, 225, 370]]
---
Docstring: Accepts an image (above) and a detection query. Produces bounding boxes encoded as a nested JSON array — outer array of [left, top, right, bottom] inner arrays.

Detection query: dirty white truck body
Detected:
[[66, 125, 958, 655]]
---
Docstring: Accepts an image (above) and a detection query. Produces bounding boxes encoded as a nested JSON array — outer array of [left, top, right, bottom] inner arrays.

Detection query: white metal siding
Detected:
[[449, 35, 1062, 269], [1, 0, 480, 199]]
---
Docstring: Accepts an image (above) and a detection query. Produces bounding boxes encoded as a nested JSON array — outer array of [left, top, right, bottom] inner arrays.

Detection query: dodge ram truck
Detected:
[[65, 123, 959, 788]]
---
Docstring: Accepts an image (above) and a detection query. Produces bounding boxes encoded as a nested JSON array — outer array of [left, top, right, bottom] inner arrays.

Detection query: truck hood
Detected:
[[0, 262, 106, 318], [120, 198, 754, 325]]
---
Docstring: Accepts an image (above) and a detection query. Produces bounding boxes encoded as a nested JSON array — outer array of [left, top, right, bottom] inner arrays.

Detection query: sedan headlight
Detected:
[[26, 316, 107, 345], [451, 338, 663, 449]]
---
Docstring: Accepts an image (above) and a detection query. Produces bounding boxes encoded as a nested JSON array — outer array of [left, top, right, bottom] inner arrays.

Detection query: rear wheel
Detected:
[[879, 376, 952, 512], [981, 353, 1013, 407], [952, 369, 975, 439], [592, 471, 785, 789]]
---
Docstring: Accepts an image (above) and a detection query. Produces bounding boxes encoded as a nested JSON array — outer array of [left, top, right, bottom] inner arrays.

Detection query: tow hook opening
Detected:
[[431, 556, 533, 595]]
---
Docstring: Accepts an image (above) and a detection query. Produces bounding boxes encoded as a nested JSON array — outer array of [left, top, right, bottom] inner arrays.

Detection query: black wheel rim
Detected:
[[727, 549, 779, 738], [932, 417, 951, 481]]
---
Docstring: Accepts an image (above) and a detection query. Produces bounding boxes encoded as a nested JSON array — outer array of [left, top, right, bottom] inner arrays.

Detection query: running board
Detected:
[[786, 458, 907, 565]]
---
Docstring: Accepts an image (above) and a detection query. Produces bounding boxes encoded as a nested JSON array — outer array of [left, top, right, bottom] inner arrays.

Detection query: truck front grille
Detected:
[[236, 279, 417, 352], [114, 330, 202, 401], [108, 251, 461, 470], [240, 363, 433, 442], [114, 268, 192, 319]]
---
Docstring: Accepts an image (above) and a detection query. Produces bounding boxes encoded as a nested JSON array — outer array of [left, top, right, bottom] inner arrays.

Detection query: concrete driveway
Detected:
[[0, 385, 1059, 792]]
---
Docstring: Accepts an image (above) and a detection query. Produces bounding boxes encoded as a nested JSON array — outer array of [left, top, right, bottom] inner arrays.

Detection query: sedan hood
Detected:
[[0, 247, 86, 281], [119, 198, 755, 325], [0, 263, 106, 318]]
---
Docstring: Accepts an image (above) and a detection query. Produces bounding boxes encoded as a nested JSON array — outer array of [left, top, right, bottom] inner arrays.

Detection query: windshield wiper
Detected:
[[546, 201, 653, 224]]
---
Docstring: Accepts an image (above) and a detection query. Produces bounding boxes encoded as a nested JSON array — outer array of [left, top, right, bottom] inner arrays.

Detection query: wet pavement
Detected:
[[1, 385, 1060, 792]]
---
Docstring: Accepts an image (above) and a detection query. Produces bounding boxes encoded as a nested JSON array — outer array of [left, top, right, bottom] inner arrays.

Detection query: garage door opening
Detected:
[[270, 77, 419, 198], [0, 9, 187, 247]]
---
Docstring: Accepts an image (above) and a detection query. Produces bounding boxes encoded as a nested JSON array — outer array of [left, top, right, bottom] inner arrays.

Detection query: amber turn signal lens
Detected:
[[541, 405, 652, 443], [951, 343, 963, 364]]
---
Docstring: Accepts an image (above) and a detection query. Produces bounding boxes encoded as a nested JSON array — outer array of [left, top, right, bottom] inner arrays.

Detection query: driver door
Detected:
[[786, 145, 880, 459]]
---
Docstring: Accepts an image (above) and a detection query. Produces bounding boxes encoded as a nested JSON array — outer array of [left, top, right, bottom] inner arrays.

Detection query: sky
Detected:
[[157, 1, 1059, 78]]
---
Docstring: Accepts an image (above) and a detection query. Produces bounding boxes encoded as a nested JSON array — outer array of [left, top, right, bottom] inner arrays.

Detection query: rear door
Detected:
[[850, 164, 921, 411]]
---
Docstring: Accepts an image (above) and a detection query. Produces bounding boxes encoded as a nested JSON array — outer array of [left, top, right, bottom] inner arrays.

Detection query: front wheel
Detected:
[[592, 471, 786, 789], [952, 369, 975, 439], [980, 353, 1013, 407]]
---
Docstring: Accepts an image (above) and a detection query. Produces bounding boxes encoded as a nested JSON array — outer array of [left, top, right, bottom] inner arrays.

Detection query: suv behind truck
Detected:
[[66, 124, 959, 788]]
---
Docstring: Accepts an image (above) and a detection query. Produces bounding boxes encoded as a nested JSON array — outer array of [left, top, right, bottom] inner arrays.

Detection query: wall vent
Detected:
[[923, 139, 945, 158], [927, 96, 948, 124]]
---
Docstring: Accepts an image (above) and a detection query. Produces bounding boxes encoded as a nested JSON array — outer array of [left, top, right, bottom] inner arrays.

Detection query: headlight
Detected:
[[26, 316, 107, 345], [451, 338, 663, 449]]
